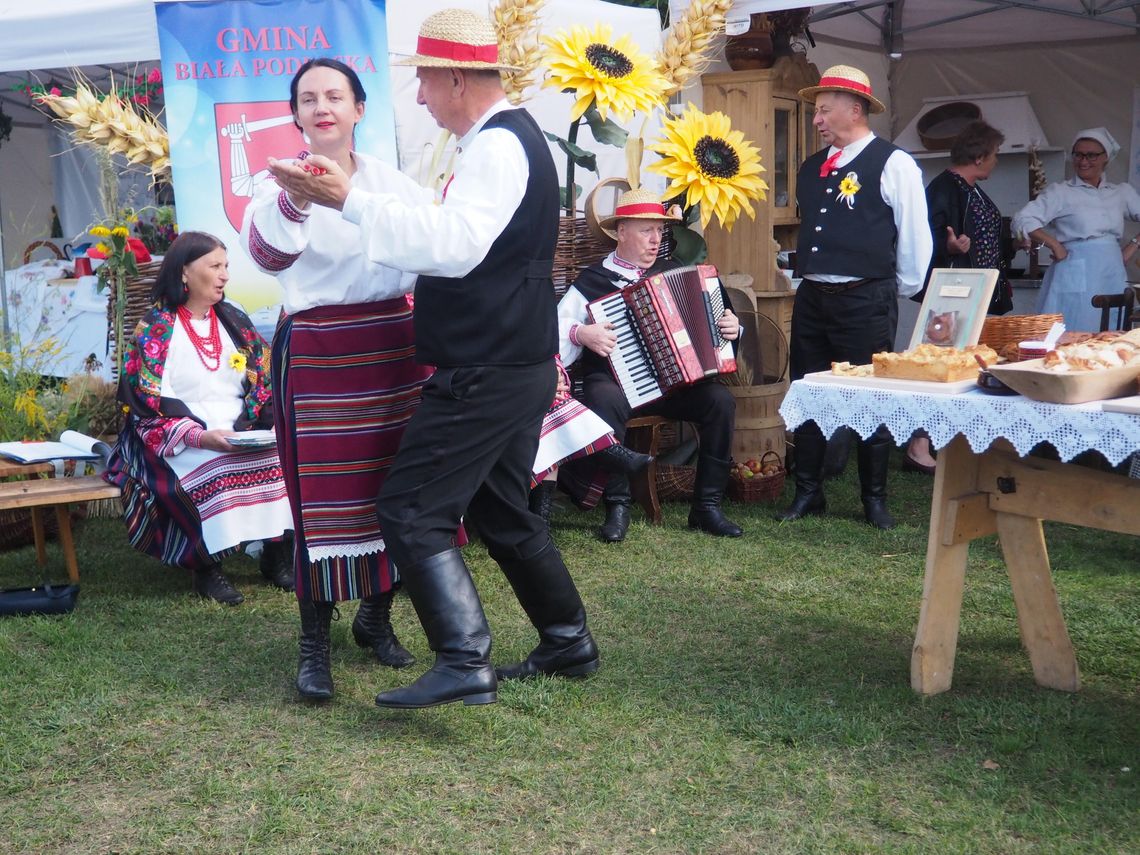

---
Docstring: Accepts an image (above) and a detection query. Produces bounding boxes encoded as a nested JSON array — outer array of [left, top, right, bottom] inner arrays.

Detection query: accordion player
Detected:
[[586, 264, 737, 408]]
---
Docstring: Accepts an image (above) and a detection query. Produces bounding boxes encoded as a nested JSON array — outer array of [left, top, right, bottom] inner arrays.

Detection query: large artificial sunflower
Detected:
[[648, 104, 768, 232], [542, 24, 668, 122]]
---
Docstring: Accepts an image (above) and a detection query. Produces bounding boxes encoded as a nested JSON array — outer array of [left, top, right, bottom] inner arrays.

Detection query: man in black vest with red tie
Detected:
[[778, 65, 932, 530], [270, 9, 598, 709]]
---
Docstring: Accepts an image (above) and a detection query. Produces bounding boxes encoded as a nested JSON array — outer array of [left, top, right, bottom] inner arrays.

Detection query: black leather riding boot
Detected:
[[259, 534, 296, 592], [374, 549, 497, 709], [352, 588, 415, 669], [777, 425, 828, 521], [688, 455, 743, 537], [495, 540, 600, 681], [528, 480, 556, 527], [597, 475, 632, 543], [296, 599, 335, 700], [858, 431, 896, 530], [822, 426, 857, 481], [593, 443, 653, 475]]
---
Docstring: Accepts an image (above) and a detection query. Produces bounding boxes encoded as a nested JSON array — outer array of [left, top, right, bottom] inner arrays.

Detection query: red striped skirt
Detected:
[[274, 299, 432, 602]]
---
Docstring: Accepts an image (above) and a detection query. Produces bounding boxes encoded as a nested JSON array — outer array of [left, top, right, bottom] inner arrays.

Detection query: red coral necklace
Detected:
[[177, 305, 222, 371]]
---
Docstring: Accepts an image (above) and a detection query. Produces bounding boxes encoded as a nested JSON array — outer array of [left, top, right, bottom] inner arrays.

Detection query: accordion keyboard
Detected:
[[589, 291, 663, 408]]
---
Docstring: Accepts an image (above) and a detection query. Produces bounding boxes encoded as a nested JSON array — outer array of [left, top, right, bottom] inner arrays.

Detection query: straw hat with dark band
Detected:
[[394, 8, 521, 71], [598, 188, 683, 232], [798, 64, 886, 114]]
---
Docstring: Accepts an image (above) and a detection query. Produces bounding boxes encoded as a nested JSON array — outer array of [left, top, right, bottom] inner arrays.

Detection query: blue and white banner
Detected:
[[156, 0, 396, 313]]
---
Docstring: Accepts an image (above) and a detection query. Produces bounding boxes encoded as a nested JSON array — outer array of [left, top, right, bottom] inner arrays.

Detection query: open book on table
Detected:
[[0, 431, 113, 465]]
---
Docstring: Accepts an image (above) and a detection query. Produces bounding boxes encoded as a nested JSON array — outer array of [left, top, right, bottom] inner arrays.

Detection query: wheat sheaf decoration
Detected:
[[656, 0, 735, 100], [495, 0, 548, 105], [36, 77, 170, 181]]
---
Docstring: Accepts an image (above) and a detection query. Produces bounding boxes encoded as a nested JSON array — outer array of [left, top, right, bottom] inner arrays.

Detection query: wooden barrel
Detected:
[[728, 380, 789, 464]]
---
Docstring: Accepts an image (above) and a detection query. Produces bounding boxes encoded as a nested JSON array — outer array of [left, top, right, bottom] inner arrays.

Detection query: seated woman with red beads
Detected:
[[104, 231, 295, 605]]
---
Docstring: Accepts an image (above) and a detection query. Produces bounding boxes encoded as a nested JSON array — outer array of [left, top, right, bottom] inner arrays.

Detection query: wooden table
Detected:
[[913, 435, 1138, 694], [0, 460, 120, 583], [780, 380, 1140, 694]]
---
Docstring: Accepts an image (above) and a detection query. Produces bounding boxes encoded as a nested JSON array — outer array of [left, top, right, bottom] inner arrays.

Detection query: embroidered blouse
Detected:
[[119, 301, 273, 457]]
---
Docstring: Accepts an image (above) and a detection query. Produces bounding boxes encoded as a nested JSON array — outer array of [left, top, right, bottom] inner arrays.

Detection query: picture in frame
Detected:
[[908, 268, 999, 350]]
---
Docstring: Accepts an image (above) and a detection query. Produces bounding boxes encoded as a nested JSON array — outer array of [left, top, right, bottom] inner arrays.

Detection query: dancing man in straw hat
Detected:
[[557, 187, 743, 543], [778, 65, 931, 531], [269, 8, 599, 709]]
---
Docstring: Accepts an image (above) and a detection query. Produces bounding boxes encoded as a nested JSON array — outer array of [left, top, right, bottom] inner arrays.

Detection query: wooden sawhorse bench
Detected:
[[0, 461, 121, 583]]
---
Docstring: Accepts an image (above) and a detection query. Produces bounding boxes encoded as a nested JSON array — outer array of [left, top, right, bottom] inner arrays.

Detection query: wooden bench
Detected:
[[0, 469, 121, 583]]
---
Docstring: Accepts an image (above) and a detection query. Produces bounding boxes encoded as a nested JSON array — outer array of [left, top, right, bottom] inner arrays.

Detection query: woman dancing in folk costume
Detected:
[[241, 58, 430, 701], [105, 232, 295, 605]]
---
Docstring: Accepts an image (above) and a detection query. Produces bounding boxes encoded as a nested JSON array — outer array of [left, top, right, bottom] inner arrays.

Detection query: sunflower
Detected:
[[228, 352, 247, 373], [542, 24, 668, 122], [648, 104, 768, 232], [90, 225, 111, 238]]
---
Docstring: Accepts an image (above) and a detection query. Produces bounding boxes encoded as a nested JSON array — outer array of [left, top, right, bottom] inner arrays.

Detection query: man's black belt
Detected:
[[803, 277, 874, 294]]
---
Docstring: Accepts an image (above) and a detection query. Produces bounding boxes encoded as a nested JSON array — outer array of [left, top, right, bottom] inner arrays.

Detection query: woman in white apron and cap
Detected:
[[1012, 127, 1140, 331]]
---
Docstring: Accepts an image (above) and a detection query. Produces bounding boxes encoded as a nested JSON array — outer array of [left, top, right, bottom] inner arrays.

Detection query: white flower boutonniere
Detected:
[[838, 172, 861, 209]]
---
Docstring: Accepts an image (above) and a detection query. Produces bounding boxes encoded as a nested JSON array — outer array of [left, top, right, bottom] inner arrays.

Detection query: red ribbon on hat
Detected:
[[615, 202, 668, 217], [819, 75, 873, 96], [417, 35, 498, 63]]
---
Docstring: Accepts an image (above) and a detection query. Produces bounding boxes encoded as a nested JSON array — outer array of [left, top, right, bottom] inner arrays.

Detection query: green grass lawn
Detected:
[[1, 460, 1137, 854]]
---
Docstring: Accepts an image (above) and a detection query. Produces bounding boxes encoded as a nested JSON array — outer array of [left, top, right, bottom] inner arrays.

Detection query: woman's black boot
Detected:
[[296, 599, 336, 700], [352, 589, 415, 668], [259, 535, 296, 592]]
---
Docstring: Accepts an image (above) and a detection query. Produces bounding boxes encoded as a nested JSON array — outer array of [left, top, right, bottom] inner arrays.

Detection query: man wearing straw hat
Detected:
[[778, 65, 931, 531], [269, 8, 599, 709], [557, 187, 743, 543]]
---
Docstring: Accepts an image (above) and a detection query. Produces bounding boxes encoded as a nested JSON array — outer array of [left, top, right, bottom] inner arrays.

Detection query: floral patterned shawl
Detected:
[[119, 300, 274, 433]]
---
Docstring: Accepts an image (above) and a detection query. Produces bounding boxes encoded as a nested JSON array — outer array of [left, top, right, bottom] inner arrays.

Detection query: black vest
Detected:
[[413, 109, 558, 367], [796, 137, 898, 280]]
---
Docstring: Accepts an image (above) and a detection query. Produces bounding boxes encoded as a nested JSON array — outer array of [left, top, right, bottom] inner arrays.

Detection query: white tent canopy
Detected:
[[0, 0, 160, 73], [725, 0, 1140, 52]]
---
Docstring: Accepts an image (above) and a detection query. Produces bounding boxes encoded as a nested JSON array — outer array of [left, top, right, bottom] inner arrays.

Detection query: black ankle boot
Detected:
[[528, 480, 556, 527], [777, 426, 828, 522], [687, 455, 743, 537], [495, 540, 599, 681], [297, 599, 336, 700], [259, 535, 295, 592], [598, 476, 632, 543], [352, 589, 415, 668], [374, 549, 497, 710], [858, 432, 896, 530], [192, 564, 243, 605], [593, 443, 653, 475]]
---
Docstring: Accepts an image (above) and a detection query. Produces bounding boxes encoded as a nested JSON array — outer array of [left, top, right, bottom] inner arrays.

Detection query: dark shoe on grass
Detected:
[[192, 565, 243, 606]]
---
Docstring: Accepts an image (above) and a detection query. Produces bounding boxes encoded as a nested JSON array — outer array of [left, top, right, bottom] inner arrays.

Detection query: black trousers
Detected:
[[789, 278, 898, 381], [376, 362, 556, 568], [579, 374, 736, 462]]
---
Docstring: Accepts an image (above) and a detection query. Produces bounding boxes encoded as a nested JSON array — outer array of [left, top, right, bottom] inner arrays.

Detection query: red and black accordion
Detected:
[[587, 264, 737, 408]]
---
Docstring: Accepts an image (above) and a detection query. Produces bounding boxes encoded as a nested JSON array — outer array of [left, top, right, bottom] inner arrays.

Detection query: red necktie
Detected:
[[819, 149, 843, 177]]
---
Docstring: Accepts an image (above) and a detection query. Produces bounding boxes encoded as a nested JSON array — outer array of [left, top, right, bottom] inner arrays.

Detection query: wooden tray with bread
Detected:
[[983, 332, 1140, 404]]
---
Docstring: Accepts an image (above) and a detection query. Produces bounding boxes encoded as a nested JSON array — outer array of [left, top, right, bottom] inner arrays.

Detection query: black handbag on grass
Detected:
[[0, 581, 80, 617]]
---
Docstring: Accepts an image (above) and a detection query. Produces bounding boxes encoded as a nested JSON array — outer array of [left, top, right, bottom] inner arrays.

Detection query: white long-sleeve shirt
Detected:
[[1012, 176, 1140, 244], [341, 99, 529, 277], [240, 151, 419, 314], [808, 132, 933, 297]]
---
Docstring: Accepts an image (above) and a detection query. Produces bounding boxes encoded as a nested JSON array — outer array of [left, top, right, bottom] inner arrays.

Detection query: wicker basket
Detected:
[[655, 463, 696, 501], [979, 313, 1063, 356], [107, 260, 162, 378], [553, 216, 615, 301], [727, 451, 786, 503]]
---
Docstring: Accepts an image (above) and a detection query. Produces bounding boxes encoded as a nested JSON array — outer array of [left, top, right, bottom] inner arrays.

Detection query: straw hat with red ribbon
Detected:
[[598, 188, 683, 233], [798, 64, 886, 114], [395, 8, 521, 71]]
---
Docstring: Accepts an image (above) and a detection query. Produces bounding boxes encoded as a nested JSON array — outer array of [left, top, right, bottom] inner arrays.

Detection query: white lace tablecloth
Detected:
[[780, 379, 1140, 465]]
